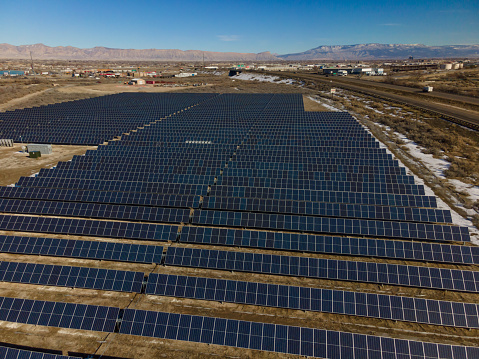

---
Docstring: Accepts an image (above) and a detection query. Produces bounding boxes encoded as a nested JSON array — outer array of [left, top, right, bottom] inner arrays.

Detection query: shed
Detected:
[[130, 78, 146, 85], [27, 144, 52, 155]]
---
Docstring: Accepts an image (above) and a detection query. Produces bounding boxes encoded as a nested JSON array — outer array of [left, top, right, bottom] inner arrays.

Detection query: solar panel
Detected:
[[209, 186, 438, 208], [0, 215, 178, 242], [180, 227, 479, 265], [146, 273, 479, 328], [0, 261, 144, 293], [164, 247, 479, 292], [192, 210, 469, 242], [0, 187, 200, 209], [0, 296, 119, 332], [17, 177, 207, 196], [119, 308, 479, 358], [202, 196, 453, 223], [0, 346, 81, 359], [0, 199, 190, 224], [0, 235, 164, 264]]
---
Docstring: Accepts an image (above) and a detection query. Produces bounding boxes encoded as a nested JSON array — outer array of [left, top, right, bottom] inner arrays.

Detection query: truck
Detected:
[[423, 86, 433, 92]]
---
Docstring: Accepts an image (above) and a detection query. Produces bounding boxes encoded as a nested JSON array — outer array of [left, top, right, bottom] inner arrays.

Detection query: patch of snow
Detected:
[[232, 73, 293, 84], [364, 105, 385, 115], [396, 132, 451, 179], [365, 122, 479, 245], [306, 96, 342, 112]]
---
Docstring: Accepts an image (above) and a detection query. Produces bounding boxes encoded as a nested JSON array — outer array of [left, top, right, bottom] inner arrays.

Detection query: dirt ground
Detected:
[[0, 74, 478, 358], [0, 144, 96, 186]]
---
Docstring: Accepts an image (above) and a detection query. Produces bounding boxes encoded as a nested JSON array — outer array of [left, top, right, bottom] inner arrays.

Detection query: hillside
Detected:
[[279, 43, 479, 60], [0, 43, 279, 61]]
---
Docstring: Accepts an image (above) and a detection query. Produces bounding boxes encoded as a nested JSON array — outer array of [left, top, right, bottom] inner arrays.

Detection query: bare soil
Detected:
[[0, 144, 96, 186]]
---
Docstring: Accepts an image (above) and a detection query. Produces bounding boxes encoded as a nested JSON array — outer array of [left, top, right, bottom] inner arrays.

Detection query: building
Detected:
[[0, 70, 25, 76], [174, 73, 197, 78], [129, 78, 146, 85], [352, 67, 373, 74]]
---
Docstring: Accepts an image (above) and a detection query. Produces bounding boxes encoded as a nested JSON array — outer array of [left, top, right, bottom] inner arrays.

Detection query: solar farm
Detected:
[[0, 93, 477, 358]]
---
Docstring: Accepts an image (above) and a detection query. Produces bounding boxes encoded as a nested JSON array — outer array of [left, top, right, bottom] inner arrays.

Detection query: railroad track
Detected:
[[270, 72, 479, 131]]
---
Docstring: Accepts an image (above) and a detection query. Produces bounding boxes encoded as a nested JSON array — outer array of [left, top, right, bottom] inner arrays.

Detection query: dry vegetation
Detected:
[[0, 79, 51, 105], [309, 89, 479, 228], [383, 68, 479, 98]]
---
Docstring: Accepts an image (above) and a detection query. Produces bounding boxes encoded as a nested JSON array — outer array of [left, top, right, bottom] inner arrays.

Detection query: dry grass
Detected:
[[318, 90, 479, 228], [383, 68, 479, 98], [0, 79, 50, 105]]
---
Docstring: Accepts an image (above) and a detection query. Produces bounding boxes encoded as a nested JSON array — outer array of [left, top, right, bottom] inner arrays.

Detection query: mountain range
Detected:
[[0, 43, 277, 61], [278, 43, 479, 60], [0, 43, 478, 61]]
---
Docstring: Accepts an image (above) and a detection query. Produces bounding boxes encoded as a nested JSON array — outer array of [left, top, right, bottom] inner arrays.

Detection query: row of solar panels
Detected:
[[62, 161, 406, 175], [41, 168, 415, 185], [0, 345, 80, 359], [0, 190, 453, 223], [0, 202, 465, 241], [192, 210, 469, 242], [119, 140, 382, 148], [1, 240, 478, 293], [29, 173, 425, 194], [57, 162, 411, 178], [0, 296, 476, 358], [2, 224, 478, 265], [0, 259, 478, 329], [16, 177, 436, 207]]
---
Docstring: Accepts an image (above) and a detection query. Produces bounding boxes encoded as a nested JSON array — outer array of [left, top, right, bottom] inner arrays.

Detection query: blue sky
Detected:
[[1, 0, 478, 54]]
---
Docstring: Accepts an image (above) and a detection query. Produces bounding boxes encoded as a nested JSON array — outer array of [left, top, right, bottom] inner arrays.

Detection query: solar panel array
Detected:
[[0, 346, 80, 359], [0, 295, 477, 359], [0, 93, 217, 145], [165, 246, 479, 292], [0, 235, 163, 264], [146, 273, 479, 328], [0, 296, 119, 332], [0, 214, 178, 241], [0, 261, 144, 292], [0, 93, 477, 357], [119, 308, 479, 359], [181, 226, 479, 264]]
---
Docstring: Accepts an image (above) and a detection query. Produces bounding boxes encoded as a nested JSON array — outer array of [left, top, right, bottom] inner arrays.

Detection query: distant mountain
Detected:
[[2, 43, 478, 61], [0, 43, 279, 61], [279, 43, 479, 60]]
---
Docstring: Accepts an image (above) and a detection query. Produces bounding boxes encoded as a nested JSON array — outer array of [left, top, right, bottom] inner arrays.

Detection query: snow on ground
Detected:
[[232, 73, 294, 84], [364, 105, 385, 115], [306, 96, 342, 112], [323, 89, 479, 243], [364, 123, 479, 245]]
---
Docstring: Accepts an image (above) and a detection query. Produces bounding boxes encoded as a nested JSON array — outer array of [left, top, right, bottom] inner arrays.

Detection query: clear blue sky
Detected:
[[1, 0, 478, 54]]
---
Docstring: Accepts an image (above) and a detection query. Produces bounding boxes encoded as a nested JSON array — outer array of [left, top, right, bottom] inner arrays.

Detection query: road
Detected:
[[272, 72, 479, 130], [325, 76, 479, 107]]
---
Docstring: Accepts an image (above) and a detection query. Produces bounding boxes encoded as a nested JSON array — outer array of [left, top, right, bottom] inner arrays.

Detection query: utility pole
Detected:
[[203, 52, 205, 69], [30, 52, 36, 77]]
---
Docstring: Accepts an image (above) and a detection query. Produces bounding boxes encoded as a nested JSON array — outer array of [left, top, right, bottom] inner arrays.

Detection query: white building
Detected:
[[175, 73, 197, 77], [352, 67, 373, 74], [130, 78, 146, 85]]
